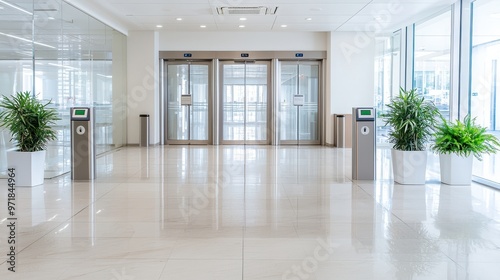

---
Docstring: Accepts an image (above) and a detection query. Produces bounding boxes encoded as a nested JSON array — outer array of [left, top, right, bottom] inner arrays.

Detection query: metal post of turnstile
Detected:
[[140, 114, 150, 147], [352, 107, 376, 180], [336, 115, 345, 148], [70, 107, 95, 180]]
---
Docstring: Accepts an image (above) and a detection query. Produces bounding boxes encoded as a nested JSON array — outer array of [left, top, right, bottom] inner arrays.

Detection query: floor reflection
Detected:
[[0, 145, 500, 279]]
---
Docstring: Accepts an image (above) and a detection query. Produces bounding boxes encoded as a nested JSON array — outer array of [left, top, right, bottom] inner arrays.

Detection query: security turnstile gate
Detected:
[[71, 107, 95, 180], [352, 107, 376, 180]]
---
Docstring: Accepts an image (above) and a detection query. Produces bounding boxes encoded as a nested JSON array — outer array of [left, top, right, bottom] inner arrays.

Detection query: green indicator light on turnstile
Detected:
[[360, 109, 371, 116], [75, 109, 86, 115]]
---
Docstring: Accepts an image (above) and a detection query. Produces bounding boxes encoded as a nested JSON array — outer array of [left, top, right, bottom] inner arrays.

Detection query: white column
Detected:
[[127, 30, 160, 145], [112, 30, 127, 147], [327, 32, 375, 145]]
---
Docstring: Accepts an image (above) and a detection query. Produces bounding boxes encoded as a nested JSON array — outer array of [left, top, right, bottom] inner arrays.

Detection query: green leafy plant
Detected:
[[0, 91, 59, 152], [382, 87, 440, 151], [432, 115, 500, 160]]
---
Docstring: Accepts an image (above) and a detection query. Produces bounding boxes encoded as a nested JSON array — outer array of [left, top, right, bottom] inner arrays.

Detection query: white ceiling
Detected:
[[68, 0, 457, 33]]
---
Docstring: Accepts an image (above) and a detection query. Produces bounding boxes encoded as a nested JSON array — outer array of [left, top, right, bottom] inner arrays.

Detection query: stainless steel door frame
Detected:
[[219, 60, 271, 145], [278, 60, 322, 145], [164, 60, 212, 145]]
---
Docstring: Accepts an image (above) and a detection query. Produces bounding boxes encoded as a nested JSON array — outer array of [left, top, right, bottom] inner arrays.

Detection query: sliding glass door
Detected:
[[220, 61, 270, 144], [165, 61, 211, 144], [279, 61, 320, 144]]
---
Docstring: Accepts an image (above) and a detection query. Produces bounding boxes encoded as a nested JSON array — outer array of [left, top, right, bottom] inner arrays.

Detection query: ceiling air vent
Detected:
[[217, 6, 277, 15]]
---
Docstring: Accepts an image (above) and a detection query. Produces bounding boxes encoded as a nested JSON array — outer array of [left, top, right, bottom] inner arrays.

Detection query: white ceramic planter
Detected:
[[439, 153, 473, 185], [391, 149, 428, 185], [6, 150, 46, 187]]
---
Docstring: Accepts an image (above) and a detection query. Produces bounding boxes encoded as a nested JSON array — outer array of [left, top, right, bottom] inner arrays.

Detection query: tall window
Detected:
[[470, 0, 500, 184], [413, 10, 452, 120], [375, 31, 401, 145]]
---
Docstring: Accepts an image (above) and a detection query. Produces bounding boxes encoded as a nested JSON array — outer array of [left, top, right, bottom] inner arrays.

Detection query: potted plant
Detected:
[[0, 91, 59, 186], [432, 115, 500, 185], [382, 88, 440, 184]]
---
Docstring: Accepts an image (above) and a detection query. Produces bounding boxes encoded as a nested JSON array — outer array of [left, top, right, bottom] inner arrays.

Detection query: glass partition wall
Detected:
[[470, 0, 500, 185], [0, 0, 127, 177]]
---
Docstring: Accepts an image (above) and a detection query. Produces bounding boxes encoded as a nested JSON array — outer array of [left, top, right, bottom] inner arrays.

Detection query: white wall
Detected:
[[127, 31, 160, 145], [112, 30, 127, 148], [124, 31, 375, 146], [159, 31, 327, 51], [330, 32, 375, 114], [325, 32, 375, 145]]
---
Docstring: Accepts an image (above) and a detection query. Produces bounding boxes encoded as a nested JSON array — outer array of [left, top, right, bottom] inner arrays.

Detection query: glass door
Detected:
[[279, 61, 320, 144], [165, 61, 211, 144], [220, 61, 270, 144]]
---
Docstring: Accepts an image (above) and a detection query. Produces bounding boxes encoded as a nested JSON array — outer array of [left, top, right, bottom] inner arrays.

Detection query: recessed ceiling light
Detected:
[[176, 17, 182, 21], [239, 25, 245, 28], [48, 16, 55, 20], [240, 17, 247, 21], [156, 24, 163, 28], [200, 25, 206, 28], [305, 17, 312, 21], [281, 24, 287, 28]]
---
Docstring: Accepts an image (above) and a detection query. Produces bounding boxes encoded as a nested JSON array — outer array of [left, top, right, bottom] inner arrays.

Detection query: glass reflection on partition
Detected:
[[470, 0, 500, 184], [0, 0, 127, 178]]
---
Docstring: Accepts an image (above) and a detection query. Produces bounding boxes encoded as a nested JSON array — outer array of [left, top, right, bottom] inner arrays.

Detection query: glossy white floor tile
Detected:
[[1, 145, 500, 279]]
